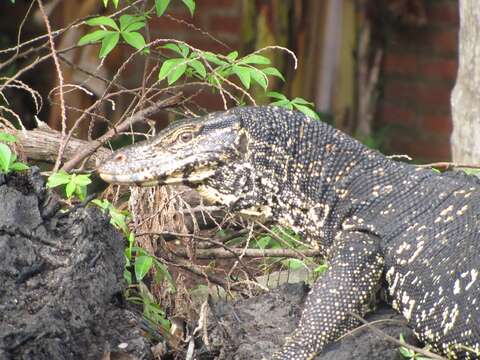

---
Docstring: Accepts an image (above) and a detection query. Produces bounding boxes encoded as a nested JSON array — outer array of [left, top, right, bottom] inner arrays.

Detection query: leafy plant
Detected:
[[127, 283, 171, 331], [460, 167, 480, 177], [155, 0, 195, 17], [158, 46, 284, 91], [267, 92, 320, 120], [158, 43, 207, 84], [0, 132, 29, 174], [47, 170, 92, 200], [92, 198, 131, 235], [78, 14, 148, 58], [0, 132, 17, 143], [81, 0, 197, 58], [398, 334, 432, 360]]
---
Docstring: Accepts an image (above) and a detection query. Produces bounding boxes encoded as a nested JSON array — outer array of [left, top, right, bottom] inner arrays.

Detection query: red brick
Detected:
[[208, 15, 241, 35], [428, 2, 459, 27], [429, 29, 458, 54], [421, 115, 453, 135], [398, 28, 458, 55], [187, 89, 229, 111], [384, 53, 418, 75], [190, 38, 235, 53], [383, 81, 418, 104], [380, 104, 415, 127], [150, 16, 191, 35], [197, 0, 237, 7], [419, 58, 458, 81], [415, 85, 452, 110]]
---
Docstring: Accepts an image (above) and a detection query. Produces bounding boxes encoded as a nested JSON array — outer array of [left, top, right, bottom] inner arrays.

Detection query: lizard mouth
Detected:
[[98, 167, 216, 187]]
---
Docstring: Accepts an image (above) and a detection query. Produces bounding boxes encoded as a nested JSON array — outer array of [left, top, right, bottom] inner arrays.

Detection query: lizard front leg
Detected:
[[273, 231, 384, 360]]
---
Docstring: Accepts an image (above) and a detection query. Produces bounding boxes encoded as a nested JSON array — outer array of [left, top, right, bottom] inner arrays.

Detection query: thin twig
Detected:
[[417, 162, 480, 169], [174, 247, 321, 259], [36, 0, 67, 173]]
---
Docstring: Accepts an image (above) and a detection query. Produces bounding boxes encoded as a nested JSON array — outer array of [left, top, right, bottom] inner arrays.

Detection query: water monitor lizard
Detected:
[[98, 106, 480, 359]]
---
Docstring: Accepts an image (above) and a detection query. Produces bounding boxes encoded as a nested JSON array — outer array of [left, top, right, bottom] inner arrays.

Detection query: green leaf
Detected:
[[47, 171, 71, 188], [73, 174, 92, 186], [292, 97, 314, 106], [135, 255, 153, 281], [78, 29, 111, 46], [124, 21, 146, 32], [313, 264, 328, 274], [0, 132, 17, 143], [128, 232, 135, 245], [232, 65, 251, 89], [398, 346, 413, 358], [122, 31, 146, 50], [203, 51, 227, 66], [85, 16, 119, 30], [10, 162, 29, 171], [0, 143, 12, 173], [238, 54, 270, 65], [226, 51, 238, 61], [181, 0, 195, 16], [162, 43, 189, 57], [178, 43, 190, 58], [153, 259, 176, 291], [266, 91, 287, 100], [102, 0, 108, 7], [155, 0, 171, 16], [158, 58, 182, 80], [168, 62, 187, 84], [293, 103, 320, 120], [75, 184, 87, 200], [460, 167, 480, 176], [99, 32, 120, 58], [250, 68, 268, 90], [112, 0, 119, 8], [119, 14, 145, 31], [270, 99, 292, 108], [162, 43, 182, 55], [65, 181, 76, 198], [189, 59, 206, 78], [124, 269, 132, 285], [256, 236, 272, 249], [92, 198, 109, 210], [283, 258, 307, 270], [109, 208, 130, 234], [262, 67, 285, 81]]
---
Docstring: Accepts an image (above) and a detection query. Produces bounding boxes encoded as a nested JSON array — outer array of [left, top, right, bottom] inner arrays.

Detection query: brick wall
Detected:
[[378, 0, 459, 161], [147, 0, 459, 161]]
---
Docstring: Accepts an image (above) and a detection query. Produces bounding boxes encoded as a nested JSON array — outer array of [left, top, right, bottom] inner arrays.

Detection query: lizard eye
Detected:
[[178, 131, 194, 144]]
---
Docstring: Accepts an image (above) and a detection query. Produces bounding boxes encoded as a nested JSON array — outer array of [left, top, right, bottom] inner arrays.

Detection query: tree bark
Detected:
[[450, 0, 480, 164]]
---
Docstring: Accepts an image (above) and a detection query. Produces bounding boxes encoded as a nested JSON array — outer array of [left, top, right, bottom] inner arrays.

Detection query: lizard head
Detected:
[[97, 110, 249, 187]]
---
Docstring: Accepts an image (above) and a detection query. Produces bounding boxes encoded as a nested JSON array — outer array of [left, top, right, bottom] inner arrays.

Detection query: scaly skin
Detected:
[[98, 106, 480, 359]]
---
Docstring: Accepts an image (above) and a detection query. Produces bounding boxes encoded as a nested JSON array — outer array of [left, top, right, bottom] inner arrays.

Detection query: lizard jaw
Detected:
[[98, 167, 216, 187]]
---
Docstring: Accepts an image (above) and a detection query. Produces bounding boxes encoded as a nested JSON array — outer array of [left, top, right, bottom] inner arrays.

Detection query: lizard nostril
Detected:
[[114, 153, 126, 162]]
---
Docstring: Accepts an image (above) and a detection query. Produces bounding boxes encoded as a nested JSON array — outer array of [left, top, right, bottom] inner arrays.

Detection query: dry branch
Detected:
[[62, 93, 182, 171], [10, 123, 110, 168], [175, 247, 321, 259]]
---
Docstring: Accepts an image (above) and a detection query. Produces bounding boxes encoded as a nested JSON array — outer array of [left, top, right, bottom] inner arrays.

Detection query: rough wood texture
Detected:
[[10, 123, 111, 168], [451, 0, 480, 164]]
